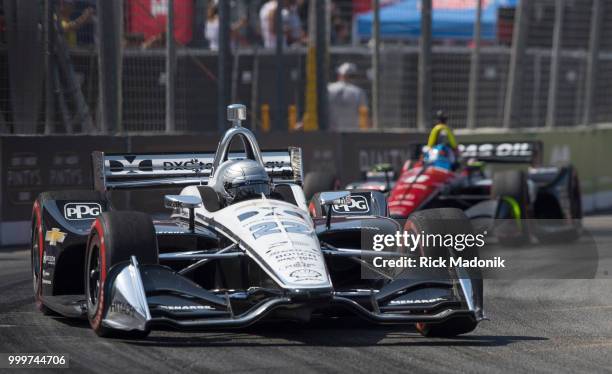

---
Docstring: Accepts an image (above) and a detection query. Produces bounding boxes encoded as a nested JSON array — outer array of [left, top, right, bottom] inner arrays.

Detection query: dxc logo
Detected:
[[163, 159, 208, 171], [108, 156, 154, 173], [64, 203, 102, 220]]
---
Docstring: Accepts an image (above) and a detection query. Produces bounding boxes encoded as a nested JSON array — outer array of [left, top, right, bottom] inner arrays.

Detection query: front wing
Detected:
[[100, 252, 484, 333]]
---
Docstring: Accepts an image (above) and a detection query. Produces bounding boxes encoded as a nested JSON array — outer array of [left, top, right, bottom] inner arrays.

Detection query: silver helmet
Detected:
[[221, 159, 270, 203]]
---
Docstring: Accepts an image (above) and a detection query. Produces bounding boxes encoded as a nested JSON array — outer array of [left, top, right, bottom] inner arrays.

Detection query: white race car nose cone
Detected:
[[211, 197, 332, 290]]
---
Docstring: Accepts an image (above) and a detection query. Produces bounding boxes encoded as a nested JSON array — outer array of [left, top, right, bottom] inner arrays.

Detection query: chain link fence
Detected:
[[2, 0, 612, 134]]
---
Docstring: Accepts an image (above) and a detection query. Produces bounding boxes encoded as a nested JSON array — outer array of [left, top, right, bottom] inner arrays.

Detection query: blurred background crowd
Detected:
[[1, 0, 611, 134], [21, 0, 514, 50]]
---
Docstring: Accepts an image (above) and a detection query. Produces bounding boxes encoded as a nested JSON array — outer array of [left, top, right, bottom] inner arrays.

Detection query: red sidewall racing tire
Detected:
[[32, 190, 109, 315], [85, 211, 158, 339], [31, 201, 55, 315], [404, 208, 480, 337]]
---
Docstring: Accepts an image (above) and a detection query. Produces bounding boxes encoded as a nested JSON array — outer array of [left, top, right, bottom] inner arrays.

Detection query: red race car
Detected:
[[347, 120, 582, 246]]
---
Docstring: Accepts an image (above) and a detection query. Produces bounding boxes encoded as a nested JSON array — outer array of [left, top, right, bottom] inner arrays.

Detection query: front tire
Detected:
[[405, 208, 481, 337], [85, 211, 158, 339], [416, 318, 479, 337], [492, 170, 530, 246], [533, 165, 582, 244]]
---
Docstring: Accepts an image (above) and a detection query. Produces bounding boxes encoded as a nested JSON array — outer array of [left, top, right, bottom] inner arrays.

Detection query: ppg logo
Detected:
[[332, 195, 370, 214], [64, 203, 102, 220]]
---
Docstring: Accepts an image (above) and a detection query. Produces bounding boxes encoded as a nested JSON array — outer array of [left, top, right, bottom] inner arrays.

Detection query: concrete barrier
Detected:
[[1, 126, 609, 245]]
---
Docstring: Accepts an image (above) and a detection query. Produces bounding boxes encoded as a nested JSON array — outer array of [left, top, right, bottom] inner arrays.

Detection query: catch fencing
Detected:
[[1, 0, 612, 133]]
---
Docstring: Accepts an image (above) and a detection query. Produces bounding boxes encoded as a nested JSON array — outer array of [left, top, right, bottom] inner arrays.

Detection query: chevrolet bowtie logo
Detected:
[[45, 228, 66, 246]]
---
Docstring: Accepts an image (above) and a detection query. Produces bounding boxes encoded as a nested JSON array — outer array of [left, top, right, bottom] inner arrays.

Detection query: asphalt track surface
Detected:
[[1, 216, 611, 373]]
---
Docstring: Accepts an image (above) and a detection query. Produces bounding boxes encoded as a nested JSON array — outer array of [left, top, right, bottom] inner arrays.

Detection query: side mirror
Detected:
[[319, 191, 350, 206], [372, 163, 393, 173], [164, 195, 202, 209], [319, 191, 350, 229], [372, 163, 394, 190], [165, 195, 202, 232]]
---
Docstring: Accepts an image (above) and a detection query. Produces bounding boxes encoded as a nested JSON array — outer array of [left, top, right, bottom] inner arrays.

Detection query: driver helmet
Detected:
[[220, 159, 271, 203], [424, 144, 456, 171]]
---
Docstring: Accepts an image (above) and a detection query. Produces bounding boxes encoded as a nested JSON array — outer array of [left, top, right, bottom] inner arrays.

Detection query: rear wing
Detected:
[[92, 148, 303, 191], [414, 141, 542, 165]]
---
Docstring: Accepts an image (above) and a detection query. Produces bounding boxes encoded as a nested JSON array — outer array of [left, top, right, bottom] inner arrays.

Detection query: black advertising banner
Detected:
[[338, 132, 422, 185], [1, 136, 127, 221], [1, 132, 415, 222], [257, 132, 340, 176]]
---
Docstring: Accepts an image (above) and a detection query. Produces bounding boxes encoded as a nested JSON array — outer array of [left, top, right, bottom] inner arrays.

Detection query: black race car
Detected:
[[31, 105, 484, 339]]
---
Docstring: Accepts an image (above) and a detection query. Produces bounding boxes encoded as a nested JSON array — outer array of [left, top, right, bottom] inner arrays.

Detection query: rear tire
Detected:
[[32, 191, 107, 315], [31, 213, 55, 316], [405, 208, 481, 337], [85, 211, 158, 339], [492, 170, 530, 246], [303, 171, 339, 201]]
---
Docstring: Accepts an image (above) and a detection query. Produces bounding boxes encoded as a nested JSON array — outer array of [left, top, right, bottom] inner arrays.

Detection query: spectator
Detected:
[[331, 2, 351, 45], [285, 0, 305, 45], [328, 62, 369, 131], [59, 0, 94, 48], [140, 31, 165, 49], [260, 1, 277, 48], [204, 1, 248, 51], [204, 1, 220, 50], [259, 0, 305, 49], [126, 0, 194, 49]]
